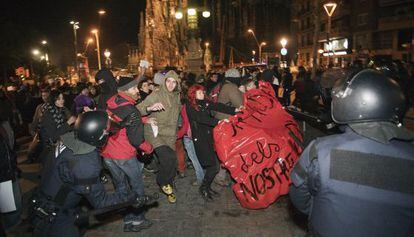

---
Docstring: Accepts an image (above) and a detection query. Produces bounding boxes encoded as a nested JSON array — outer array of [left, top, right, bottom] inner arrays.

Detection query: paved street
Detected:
[[9, 136, 307, 237], [7, 114, 414, 237]]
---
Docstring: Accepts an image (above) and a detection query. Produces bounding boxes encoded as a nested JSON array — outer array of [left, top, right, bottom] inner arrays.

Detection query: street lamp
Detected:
[[248, 29, 266, 62], [98, 9, 106, 15], [32, 49, 40, 56], [70, 21, 80, 76], [91, 29, 102, 69], [40, 40, 49, 64], [259, 42, 266, 64], [175, 10, 183, 19], [202, 10, 211, 18], [280, 38, 288, 48], [323, 2, 337, 66], [104, 49, 111, 68], [187, 8, 197, 16], [252, 50, 256, 63]]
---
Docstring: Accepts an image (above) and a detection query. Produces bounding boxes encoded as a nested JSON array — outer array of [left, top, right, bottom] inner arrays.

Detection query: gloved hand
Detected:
[[133, 193, 159, 208], [139, 141, 153, 154]]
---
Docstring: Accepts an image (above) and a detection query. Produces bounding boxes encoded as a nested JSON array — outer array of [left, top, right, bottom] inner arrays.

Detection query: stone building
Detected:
[[291, 0, 414, 68]]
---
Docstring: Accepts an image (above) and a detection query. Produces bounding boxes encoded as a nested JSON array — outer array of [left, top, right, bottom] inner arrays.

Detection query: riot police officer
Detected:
[[289, 69, 414, 237], [31, 111, 154, 237]]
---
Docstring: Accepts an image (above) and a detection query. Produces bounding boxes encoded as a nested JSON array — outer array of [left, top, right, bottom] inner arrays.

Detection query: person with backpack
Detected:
[[100, 77, 154, 232]]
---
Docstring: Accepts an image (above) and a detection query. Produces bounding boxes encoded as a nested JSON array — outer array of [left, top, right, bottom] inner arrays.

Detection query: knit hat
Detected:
[[117, 77, 139, 91], [225, 68, 241, 78], [153, 72, 165, 85]]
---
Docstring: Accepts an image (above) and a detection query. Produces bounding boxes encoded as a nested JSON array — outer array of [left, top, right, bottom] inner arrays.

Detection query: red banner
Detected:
[[213, 81, 303, 209]]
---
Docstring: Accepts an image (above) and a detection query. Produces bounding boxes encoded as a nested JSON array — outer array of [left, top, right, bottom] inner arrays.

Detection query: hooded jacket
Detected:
[[101, 93, 145, 159], [215, 78, 243, 120], [136, 71, 181, 150], [95, 69, 118, 110]]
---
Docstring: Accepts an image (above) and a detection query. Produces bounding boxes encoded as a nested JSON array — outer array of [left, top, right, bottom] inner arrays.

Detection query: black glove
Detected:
[[133, 193, 159, 208]]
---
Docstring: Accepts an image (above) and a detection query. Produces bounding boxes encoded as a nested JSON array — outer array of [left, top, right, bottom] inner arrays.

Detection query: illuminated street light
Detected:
[[259, 42, 266, 63], [280, 38, 288, 48], [323, 2, 337, 66], [91, 29, 102, 69], [41, 40, 47, 45], [70, 21, 80, 77], [205, 42, 210, 47], [32, 49, 40, 56], [98, 9, 106, 15], [104, 49, 111, 58], [202, 10, 211, 18], [187, 8, 197, 16], [175, 11, 183, 19], [104, 49, 111, 68]]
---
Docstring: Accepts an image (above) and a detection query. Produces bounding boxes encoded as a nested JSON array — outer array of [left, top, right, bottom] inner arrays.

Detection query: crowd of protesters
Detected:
[[0, 58, 413, 234]]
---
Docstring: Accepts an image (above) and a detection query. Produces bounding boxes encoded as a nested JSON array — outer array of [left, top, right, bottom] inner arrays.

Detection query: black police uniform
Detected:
[[289, 70, 414, 237], [31, 111, 137, 237]]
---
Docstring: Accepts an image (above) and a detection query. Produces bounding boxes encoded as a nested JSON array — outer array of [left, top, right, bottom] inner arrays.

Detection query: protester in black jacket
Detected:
[[186, 84, 238, 201], [95, 68, 118, 110], [39, 90, 76, 164]]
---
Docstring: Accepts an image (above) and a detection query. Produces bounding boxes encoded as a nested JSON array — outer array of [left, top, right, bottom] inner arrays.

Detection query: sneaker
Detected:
[[123, 219, 153, 232], [167, 193, 177, 203], [161, 184, 173, 195]]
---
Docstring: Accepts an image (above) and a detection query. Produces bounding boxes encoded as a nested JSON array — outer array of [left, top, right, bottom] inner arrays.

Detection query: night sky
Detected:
[[2, 0, 146, 69]]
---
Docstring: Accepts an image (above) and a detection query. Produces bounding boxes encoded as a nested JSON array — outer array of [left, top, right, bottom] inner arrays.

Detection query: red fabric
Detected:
[[141, 116, 150, 124], [213, 81, 303, 209], [175, 139, 186, 173], [101, 94, 137, 159], [139, 140, 153, 155], [176, 105, 191, 139]]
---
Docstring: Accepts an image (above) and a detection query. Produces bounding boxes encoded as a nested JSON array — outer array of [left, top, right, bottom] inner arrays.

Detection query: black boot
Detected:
[[199, 182, 213, 202], [208, 186, 220, 197]]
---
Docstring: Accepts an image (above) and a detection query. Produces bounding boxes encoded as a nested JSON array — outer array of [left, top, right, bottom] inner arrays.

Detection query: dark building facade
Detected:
[[291, 0, 414, 68]]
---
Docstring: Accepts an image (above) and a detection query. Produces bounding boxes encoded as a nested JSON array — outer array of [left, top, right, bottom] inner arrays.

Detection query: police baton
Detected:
[[74, 193, 159, 226], [284, 106, 336, 130]]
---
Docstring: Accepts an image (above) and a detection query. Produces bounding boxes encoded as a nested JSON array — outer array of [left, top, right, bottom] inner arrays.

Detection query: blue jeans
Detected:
[[183, 136, 204, 184], [104, 157, 145, 223]]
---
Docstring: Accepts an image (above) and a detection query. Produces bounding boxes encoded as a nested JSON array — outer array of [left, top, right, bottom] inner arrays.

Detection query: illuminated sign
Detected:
[[324, 38, 348, 52]]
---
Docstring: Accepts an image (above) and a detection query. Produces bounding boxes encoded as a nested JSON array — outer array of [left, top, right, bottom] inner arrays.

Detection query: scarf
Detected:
[[39, 103, 66, 129]]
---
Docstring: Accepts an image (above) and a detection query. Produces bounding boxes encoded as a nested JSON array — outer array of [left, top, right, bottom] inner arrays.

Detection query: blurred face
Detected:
[[89, 87, 97, 95], [81, 88, 89, 96], [55, 94, 65, 108], [211, 74, 218, 82], [141, 82, 150, 93], [195, 90, 205, 100], [126, 86, 139, 99], [166, 78, 177, 92], [246, 82, 256, 91], [41, 91, 49, 103]]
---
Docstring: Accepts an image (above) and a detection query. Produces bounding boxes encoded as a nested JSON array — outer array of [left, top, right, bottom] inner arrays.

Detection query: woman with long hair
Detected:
[[39, 90, 76, 163], [186, 84, 239, 201]]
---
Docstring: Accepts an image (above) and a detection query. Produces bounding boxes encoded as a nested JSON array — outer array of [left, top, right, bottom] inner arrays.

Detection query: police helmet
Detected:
[[331, 69, 406, 124], [74, 111, 109, 147]]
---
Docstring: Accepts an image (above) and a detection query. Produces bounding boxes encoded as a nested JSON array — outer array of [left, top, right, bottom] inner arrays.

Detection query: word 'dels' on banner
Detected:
[[214, 82, 303, 209]]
